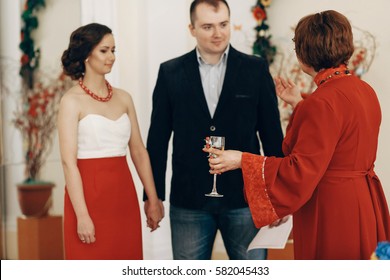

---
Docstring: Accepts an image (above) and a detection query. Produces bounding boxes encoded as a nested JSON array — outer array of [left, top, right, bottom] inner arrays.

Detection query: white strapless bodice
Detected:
[[77, 113, 131, 159]]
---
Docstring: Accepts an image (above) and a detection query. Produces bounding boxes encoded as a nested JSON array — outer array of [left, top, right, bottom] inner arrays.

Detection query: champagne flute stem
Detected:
[[212, 174, 217, 193]]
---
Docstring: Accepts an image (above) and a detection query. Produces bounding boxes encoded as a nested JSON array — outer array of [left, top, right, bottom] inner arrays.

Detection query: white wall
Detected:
[[0, 0, 25, 261], [1, 0, 389, 259], [0, 0, 81, 259]]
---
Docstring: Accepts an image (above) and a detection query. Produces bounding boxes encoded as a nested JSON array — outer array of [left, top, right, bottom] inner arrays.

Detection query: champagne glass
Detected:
[[205, 136, 225, 198]]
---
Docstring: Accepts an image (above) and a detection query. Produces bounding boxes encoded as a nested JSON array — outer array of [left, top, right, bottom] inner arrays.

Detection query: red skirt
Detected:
[[64, 156, 142, 259]]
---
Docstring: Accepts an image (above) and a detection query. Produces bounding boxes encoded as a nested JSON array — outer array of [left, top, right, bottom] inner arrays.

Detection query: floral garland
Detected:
[[19, 0, 46, 89], [251, 0, 276, 64]]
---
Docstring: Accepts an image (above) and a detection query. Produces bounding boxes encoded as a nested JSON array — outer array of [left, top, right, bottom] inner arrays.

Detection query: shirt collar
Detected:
[[196, 45, 230, 66]]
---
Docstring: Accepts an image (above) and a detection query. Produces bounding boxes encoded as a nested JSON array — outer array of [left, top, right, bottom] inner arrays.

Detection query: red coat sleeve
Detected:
[[242, 96, 342, 228], [242, 153, 279, 228]]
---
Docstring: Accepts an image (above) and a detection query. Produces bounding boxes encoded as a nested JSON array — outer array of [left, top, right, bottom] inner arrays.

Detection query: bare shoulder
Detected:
[[114, 87, 132, 99], [113, 87, 138, 119], [59, 85, 84, 112], [113, 87, 134, 105]]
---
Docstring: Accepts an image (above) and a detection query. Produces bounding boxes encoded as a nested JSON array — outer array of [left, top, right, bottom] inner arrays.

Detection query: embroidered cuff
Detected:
[[242, 152, 279, 228]]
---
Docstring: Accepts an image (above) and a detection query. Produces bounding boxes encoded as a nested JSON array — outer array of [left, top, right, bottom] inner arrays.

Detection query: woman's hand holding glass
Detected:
[[204, 136, 225, 197], [202, 147, 243, 174]]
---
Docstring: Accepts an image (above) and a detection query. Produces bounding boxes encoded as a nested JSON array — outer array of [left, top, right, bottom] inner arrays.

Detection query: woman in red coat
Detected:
[[204, 10, 390, 259]]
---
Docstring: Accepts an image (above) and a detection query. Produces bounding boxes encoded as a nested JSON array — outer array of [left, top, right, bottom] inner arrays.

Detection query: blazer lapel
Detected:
[[214, 46, 242, 120], [183, 50, 211, 119]]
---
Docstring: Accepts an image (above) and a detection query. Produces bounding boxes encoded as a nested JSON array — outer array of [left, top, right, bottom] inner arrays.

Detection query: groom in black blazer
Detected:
[[146, 0, 283, 260]]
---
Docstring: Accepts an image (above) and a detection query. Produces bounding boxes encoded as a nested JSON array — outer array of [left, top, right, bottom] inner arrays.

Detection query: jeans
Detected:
[[170, 205, 267, 260]]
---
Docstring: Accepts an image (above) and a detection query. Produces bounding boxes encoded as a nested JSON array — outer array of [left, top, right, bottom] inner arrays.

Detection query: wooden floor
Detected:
[[267, 240, 294, 260]]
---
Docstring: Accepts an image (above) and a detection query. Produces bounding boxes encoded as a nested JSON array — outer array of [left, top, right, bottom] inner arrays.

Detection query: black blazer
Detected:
[[146, 46, 284, 210]]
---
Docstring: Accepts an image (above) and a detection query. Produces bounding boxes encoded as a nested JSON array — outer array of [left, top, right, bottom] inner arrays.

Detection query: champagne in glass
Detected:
[[205, 136, 225, 197]]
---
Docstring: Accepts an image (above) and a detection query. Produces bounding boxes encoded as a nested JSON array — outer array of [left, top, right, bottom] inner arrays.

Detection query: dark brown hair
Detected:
[[190, 0, 230, 25], [293, 10, 354, 72], [61, 23, 112, 80]]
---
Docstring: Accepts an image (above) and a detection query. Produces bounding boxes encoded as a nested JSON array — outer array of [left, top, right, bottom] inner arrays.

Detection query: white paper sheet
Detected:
[[247, 216, 293, 251]]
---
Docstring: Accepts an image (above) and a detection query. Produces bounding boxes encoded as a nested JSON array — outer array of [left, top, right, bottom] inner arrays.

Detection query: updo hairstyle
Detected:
[[61, 23, 112, 80]]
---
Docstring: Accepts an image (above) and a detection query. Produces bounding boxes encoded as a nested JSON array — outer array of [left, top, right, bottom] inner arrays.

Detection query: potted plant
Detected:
[[13, 0, 71, 217], [13, 72, 71, 217]]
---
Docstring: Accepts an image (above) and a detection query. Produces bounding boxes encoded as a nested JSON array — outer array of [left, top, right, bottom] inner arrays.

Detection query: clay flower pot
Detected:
[[17, 181, 55, 217]]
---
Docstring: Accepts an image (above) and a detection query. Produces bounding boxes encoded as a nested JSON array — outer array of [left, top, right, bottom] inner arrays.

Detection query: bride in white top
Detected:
[[58, 23, 163, 258]]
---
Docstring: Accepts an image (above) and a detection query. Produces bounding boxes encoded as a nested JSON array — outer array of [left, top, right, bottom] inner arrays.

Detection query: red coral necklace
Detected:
[[79, 78, 113, 102]]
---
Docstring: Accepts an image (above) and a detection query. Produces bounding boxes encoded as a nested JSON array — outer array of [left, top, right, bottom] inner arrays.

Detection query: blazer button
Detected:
[[210, 125, 216, 132]]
